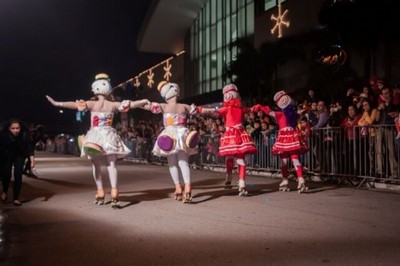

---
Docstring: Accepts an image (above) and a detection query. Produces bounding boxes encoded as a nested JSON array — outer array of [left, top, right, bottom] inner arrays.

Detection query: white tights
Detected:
[[91, 156, 118, 190], [167, 151, 190, 185]]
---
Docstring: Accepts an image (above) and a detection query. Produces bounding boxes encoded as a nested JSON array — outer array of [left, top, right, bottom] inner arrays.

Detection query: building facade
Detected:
[[138, 0, 400, 103]]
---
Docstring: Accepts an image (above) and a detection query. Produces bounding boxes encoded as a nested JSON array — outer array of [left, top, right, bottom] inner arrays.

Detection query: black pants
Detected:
[[1, 155, 25, 200]]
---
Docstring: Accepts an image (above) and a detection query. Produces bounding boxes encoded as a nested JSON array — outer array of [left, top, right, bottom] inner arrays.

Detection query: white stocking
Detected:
[[105, 159, 117, 189], [167, 154, 180, 185], [91, 157, 103, 189], [177, 151, 190, 185]]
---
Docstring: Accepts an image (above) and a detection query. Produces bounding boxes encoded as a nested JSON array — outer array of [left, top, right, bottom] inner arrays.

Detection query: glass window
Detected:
[[265, 0, 285, 11], [188, 0, 254, 95]]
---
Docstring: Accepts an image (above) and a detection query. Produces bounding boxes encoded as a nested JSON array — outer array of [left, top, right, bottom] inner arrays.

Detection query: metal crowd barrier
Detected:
[[124, 125, 399, 187]]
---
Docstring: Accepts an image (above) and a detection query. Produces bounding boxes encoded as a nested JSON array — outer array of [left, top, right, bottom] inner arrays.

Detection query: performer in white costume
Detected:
[[46, 73, 149, 208], [144, 82, 199, 203]]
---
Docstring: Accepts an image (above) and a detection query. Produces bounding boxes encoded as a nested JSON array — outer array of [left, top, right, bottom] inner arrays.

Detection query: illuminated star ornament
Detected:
[[133, 77, 140, 88], [163, 60, 172, 81], [147, 69, 154, 88], [271, 3, 290, 38]]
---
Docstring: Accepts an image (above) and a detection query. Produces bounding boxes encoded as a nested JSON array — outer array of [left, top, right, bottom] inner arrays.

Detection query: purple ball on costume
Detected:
[[157, 135, 174, 152], [186, 131, 200, 149]]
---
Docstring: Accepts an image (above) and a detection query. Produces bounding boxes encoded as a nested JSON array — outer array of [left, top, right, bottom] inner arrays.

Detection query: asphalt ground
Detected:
[[1, 151, 400, 266]]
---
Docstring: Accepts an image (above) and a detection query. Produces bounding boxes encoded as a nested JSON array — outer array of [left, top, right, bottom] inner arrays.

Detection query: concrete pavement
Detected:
[[1, 151, 400, 266]]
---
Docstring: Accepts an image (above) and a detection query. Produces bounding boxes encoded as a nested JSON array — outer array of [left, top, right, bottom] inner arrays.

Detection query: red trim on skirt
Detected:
[[272, 128, 308, 157], [218, 127, 257, 156]]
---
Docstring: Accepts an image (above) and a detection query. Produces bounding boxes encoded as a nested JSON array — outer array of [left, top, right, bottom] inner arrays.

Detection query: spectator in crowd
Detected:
[[312, 100, 329, 172], [395, 114, 400, 162], [358, 99, 380, 176], [305, 101, 318, 127], [375, 87, 399, 178], [205, 138, 218, 164], [46, 73, 149, 208], [304, 89, 318, 106], [344, 87, 360, 111], [369, 76, 380, 101], [0, 118, 35, 206], [340, 105, 362, 176]]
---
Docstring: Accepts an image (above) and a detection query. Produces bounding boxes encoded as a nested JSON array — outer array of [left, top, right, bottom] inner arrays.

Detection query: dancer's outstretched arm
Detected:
[[46, 95, 81, 109]]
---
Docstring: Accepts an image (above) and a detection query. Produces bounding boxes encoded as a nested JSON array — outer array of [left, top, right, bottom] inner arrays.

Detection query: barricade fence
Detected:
[[124, 125, 400, 184]]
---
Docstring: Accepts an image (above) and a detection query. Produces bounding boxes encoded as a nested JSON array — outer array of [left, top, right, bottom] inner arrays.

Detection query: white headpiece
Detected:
[[91, 73, 112, 95], [159, 82, 179, 100], [274, 90, 291, 109], [222, 84, 240, 102]]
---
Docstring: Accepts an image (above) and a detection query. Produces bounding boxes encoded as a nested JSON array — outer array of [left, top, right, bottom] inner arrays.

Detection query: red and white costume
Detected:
[[254, 90, 308, 192], [217, 98, 257, 156], [200, 84, 256, 196]]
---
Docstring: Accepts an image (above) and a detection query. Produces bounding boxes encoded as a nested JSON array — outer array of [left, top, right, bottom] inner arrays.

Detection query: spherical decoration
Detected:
[[186, 131, 200, 149], [274, 90, 291, 109], [222, 84, 240, 102], [157, 135, 175, 152]]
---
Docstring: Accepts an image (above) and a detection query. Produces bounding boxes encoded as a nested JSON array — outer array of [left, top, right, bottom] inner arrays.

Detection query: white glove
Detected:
[[189, 104, 197, 114], [118, 100, 130, 112]]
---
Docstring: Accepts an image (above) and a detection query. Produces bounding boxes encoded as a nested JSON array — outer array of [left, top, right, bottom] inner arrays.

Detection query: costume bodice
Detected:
[[163, 113, 187, 127], [91, 112, 113, 127]]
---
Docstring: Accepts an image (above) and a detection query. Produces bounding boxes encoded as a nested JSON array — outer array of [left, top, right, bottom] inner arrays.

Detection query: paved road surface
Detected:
[[1, 151, 400, 266]]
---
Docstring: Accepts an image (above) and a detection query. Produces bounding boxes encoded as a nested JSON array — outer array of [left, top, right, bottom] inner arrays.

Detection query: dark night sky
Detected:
[[0, 0, 165, 129]]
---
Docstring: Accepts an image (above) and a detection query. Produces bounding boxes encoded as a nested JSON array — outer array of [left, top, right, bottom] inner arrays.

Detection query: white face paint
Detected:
[[91, 78, 112, 95]]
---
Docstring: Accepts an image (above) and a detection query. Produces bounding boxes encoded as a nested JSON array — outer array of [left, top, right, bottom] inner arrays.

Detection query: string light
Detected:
[[271, 3, 290, 38], [113, 50, 185, 90]]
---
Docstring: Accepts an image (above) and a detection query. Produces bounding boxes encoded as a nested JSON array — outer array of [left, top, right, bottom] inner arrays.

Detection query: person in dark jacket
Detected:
[[0, 118, 35, 206]]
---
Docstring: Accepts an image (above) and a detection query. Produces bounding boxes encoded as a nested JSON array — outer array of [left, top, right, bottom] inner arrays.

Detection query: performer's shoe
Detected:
[[13, 200, 22, 206], [297, 177, 308, 193], [93, 189, 105, 205], [224, 174, 233, 189], [182, 184, 192, 204], [279, 178, 290, 192], [173, 185, 183, 201], [174, 193, 183, 201], [110, 188, 120, 209], [182, 192, 192, 204], [111, 198, 120, 209]]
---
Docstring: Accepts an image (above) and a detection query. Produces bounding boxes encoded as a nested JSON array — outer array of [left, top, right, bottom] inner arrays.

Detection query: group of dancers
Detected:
[[46, 73, 309, 208]]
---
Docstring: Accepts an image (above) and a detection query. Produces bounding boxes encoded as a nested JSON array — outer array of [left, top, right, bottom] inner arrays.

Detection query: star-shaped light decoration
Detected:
[[163, 60, 172, 81], [147, 69, 154, 88], [270, 3, 290, 38], [133, 77, 140, 88]]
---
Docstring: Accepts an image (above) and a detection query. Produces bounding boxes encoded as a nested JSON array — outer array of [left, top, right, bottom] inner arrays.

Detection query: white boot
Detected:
[[297, 177, 308, 193], [238, 179, 248, 196], [279, 178, 290, 192]]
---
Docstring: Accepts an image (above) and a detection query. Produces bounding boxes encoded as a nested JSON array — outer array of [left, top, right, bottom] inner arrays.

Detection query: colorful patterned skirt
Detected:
[[272, 127, 308, 157], [153, 126, 198, 157], [218, 127, 257, 156], [81, 126, 131, 160]]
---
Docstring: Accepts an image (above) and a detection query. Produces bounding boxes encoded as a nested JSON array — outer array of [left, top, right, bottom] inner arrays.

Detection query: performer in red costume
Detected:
[[253, 90, 309, 193], [198, 84, 257, 196]]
